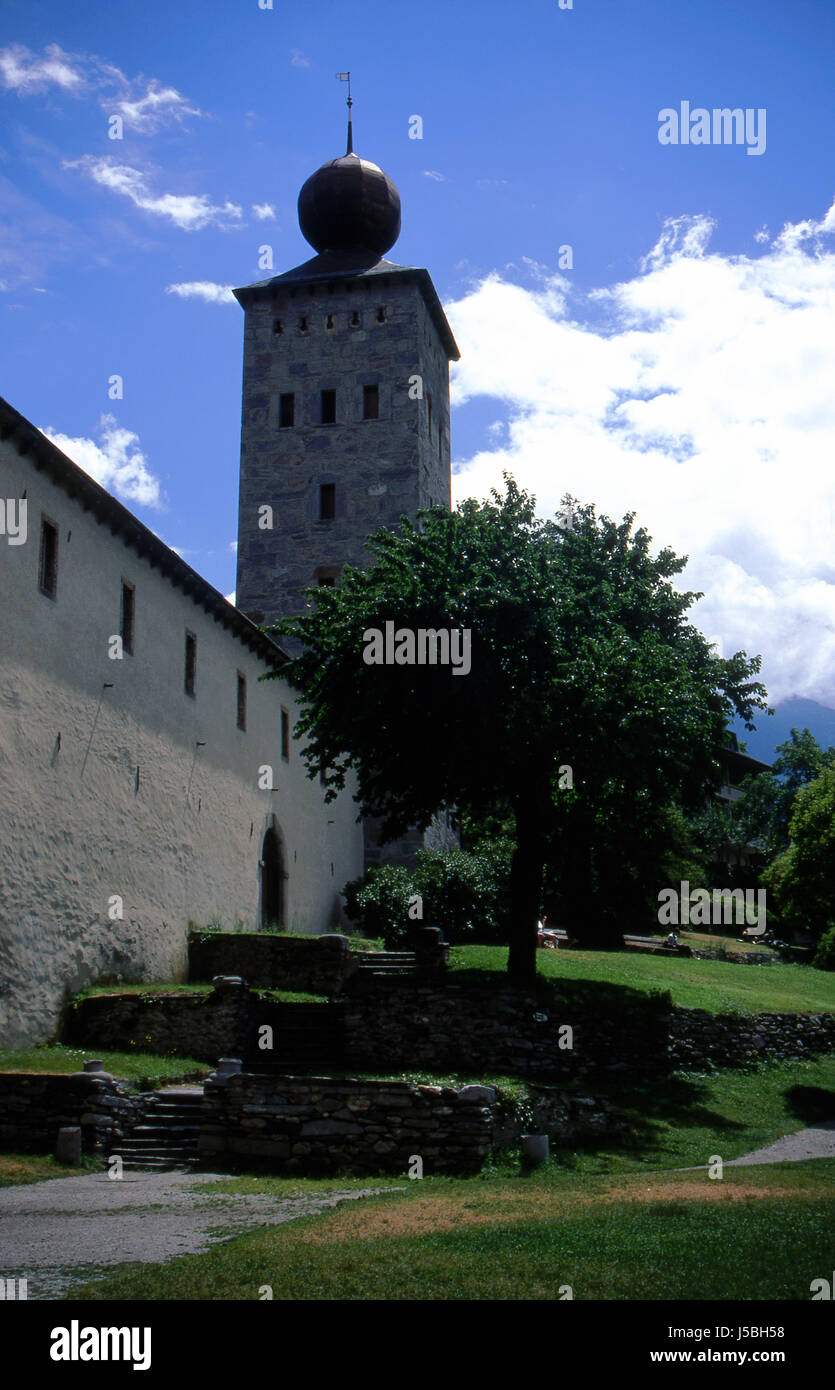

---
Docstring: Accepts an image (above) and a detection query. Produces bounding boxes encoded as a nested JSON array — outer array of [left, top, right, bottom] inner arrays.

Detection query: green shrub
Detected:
[[813, 924, 835, 972], [343, 866, 417, 948]]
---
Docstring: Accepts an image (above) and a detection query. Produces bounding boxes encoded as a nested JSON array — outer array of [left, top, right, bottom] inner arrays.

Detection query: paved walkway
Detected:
[[0, 1170, 395, 1300]]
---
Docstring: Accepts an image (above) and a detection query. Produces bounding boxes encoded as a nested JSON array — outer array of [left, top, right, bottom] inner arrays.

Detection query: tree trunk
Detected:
[[507, 803, 547, 984]]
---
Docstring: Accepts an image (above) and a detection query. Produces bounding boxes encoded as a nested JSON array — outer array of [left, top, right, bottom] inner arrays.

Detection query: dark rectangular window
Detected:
[[281, 708, 290, 761], [376, 306, 386, 323], [319, 483, 336, 520], [363, 384, 379, 420], [236, 671, 247, 731], [120, 581, 135, 655], [279, 392, 295, 428], [184, 630, 196, 697], [321, 389, 336, 425], [351, 310, 361, 327], [272, 318, 283, 335], [318, 576, 335, 587], [38, 517, 58, 598]]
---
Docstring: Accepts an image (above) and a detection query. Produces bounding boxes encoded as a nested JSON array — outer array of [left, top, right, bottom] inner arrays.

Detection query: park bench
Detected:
[[623, 933, 691, 958]]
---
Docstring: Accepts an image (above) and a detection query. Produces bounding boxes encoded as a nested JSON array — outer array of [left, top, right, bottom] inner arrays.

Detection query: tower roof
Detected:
[[298, 151, 401, 258]]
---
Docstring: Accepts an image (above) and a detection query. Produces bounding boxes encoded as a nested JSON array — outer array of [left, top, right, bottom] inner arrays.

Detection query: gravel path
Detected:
[[725, 1120, 835, 1167], [0, 1170, 396, 1300]]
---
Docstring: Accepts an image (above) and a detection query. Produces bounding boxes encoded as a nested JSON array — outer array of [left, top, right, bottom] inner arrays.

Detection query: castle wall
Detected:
[[0, 431, 365, 1045]]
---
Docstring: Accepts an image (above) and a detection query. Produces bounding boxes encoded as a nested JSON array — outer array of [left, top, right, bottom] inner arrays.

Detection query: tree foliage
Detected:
[[764, 766, 835, 947], [267, 477, 766, 981]]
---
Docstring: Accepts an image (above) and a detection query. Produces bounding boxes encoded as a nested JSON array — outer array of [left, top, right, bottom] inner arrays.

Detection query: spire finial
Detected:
[[336, 71, 353, 153]]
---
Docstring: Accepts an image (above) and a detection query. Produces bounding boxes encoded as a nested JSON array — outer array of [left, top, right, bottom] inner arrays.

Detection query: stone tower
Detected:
[[233, 110, 460, 869], [234, 112, 460, 632]]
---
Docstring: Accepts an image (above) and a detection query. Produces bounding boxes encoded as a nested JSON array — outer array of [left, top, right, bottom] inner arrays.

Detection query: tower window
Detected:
[[281, 707, 290, 761], [184, 631, 197, 697], [363, 384, 379, 420], [279, 393, 295, 428], [236, 672, 247, 731], [38, 517, 58, 599], [272, 318, 283, 335], [325, 314, 335, 330], [120, 581, 135, 655], [320, 389, 336, 425], [376, 306, 386, 323], [351, 310, 361, 327], [319, 483, 336, 520], [299, 316, 309, 333]]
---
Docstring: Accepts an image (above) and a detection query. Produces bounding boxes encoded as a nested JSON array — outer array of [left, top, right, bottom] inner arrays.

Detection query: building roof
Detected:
[[234, 254, 461, 362], [0, 393, 288, 669]]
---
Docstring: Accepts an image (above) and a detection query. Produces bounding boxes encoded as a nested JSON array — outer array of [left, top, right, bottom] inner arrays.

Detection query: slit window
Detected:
[[279, 392, 295, 428], [236, 672, 247, 731], [120, 581, 135, 655], [363, 384, 379, 420], [376, 306, 386, 323], [38, 517, 58, 598], [272, 318, 283, 335], [351, 310, 361, 327], [319, 483, 336, 520], [281, 708, 290, 761], [325, 314, 335, 330], [321, 389, 336, 425], [184, 631, 197, 697], [299, 315, 308, 333]]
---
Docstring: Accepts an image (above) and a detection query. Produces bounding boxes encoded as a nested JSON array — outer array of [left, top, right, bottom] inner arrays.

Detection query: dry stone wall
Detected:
[[188, 931, 358, 993], [0, 1073, 140, 1153]]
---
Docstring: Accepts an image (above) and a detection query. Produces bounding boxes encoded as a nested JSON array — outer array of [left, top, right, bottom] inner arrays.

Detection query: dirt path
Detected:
[[725, 1120, 835, 1167], [0, 1170, 396, 1300]]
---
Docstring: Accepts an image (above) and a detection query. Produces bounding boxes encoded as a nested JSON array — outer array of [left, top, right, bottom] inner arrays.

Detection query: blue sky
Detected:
[[2, 0, 834, 744]]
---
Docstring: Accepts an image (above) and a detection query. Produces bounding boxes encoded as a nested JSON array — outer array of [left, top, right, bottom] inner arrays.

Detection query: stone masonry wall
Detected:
[[667, 1008, 835, 1069], [0, 1073, 140, 1153], [199, 1072, 492, 1174], [63, 980, 255, 1064], [188, 931, 358, 994]]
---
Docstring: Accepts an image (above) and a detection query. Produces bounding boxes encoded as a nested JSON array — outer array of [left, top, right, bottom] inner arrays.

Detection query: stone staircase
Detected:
[[353, 950, 417, 976], [110, 1087, 204, 1171]]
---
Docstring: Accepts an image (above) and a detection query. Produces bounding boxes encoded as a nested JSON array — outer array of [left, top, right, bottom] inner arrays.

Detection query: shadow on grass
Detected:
[[784, 1085, 835, 1125]]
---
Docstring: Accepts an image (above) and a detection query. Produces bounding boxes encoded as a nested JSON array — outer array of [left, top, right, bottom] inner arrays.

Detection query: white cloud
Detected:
[[105, 79, 203, 133], [447, 200, 835, 706], [251, 203, 275, 221], [165, 281, 236, 304], [290, 50, 310, 68], [423, 170, 448, 182], [66, 157, 242, 230], [0, 43, 85, 94], [41, 414, 160, 507]]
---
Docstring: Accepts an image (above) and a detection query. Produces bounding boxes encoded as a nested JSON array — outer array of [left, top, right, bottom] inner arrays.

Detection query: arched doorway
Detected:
[[260, 821, 287, 930]]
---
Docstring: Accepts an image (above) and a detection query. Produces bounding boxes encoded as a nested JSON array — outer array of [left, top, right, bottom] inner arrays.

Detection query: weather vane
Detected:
[[335, 71, 353, 153]]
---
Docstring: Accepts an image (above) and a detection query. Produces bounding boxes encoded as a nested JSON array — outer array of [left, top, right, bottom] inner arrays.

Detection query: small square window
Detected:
[[351, 310, 361, 327], [236, 671, 247, 731], [376, 306, 386, 323], [184, 631, 197, 697], [38, 517, 58, 598], [321, 389, 336, 425], [279, 393, 295, 428], [120, 581, 135, 655], [363, 384, 379, 420], [272, 318, 283, 335], [319, 483, 336, 520], [281, 708, 290, 761]]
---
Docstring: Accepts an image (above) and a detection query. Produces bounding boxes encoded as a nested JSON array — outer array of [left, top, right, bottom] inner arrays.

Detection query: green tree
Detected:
[[764, 766, 835, 946], [268, 478, 766, 983], [735, 729, 835, 860]]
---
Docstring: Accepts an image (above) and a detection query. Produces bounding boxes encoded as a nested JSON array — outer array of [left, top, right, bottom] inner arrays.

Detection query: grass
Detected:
[[73, 1159, 835, 1301], [0, 1152, 106, 1187], [449, 943, 835, 1014], [0, 1044, 211, 1086], [77, 982, 329, 1005]]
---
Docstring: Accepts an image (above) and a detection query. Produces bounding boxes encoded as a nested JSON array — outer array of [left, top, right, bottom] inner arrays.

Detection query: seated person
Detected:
[[537, 916, 560, 949]]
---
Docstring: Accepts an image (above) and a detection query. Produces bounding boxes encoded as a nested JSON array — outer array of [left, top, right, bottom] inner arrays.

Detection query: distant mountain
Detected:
[[733, 698, 835, 767]]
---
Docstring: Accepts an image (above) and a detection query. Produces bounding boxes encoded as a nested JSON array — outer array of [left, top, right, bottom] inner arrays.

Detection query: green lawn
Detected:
[[450, 943, 835, 1014], [74, 1160, 835, 1301], [0, 1153, 105, 1187], [0, 1044, 211, 1086]]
